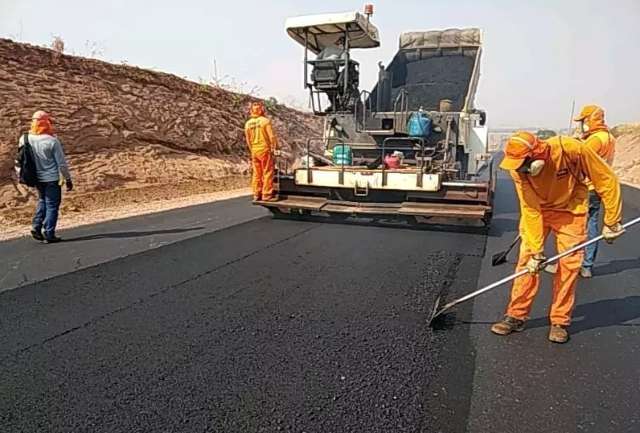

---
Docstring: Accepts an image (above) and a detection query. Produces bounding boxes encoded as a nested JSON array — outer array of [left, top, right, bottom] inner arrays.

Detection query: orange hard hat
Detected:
[[500, 131, 544, 171], [574, 104, 603, 121]]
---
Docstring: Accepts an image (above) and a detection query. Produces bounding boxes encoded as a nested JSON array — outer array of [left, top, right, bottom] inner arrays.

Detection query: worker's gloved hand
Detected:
[[602, 223, 625, 244], [525, 253, 547, 274], [66, 179, 73, 192], [273, 149, 282, 157]]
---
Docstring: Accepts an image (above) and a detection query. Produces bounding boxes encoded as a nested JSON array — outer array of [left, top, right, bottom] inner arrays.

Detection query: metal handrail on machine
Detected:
[[355, 90, 373, 133], [392, 89, 409, 135]]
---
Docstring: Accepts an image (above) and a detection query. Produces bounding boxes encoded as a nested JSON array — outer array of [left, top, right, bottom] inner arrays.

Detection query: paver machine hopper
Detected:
[[256, 6, 495, 226]]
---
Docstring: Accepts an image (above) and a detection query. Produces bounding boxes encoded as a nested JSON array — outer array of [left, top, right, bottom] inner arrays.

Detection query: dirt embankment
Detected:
[[611, 123, 640, 187], [0, 38, 322, 233]]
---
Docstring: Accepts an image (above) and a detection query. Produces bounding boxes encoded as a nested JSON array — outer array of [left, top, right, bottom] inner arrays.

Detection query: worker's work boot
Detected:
[[30, 229, 44, 241], [548, 325, 569, 344], [43, 236, 63, 244], [580, 267, 593, 278], [491, 316, 525, 336], [263, 196, 278, 202], [544, 263, 558, 274]]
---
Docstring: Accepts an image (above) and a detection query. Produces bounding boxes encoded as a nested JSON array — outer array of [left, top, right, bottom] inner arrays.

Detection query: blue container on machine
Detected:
[[407, 112, 432, 138], [333, 144, 353, 166]]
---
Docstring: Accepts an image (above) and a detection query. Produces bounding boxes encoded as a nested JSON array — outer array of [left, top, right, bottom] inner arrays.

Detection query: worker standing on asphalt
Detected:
[[244, 101, 278, 202], [574, 104, 616, 278], [19, 111, 73, 243], [492, 131, 623, 343], [545, 104, 617, 277]]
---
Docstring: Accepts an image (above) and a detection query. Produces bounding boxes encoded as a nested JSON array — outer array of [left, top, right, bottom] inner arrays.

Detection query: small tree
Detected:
[[83, 40, 105, 58], [51, 36, 64, 53], [264, 97, 279, 114]]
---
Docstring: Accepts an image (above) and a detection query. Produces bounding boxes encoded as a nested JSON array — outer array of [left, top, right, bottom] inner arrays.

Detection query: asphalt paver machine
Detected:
[[256, 6, 495, 226]]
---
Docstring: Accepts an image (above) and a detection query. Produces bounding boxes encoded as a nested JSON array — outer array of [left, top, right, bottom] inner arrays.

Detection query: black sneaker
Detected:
[[43, 236, 63, 244], [31, 229, 44, 241]]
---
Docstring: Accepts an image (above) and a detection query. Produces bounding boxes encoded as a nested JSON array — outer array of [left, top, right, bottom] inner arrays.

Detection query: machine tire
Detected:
[[269, 207, 286, 218], [328, 212, 349, 222]]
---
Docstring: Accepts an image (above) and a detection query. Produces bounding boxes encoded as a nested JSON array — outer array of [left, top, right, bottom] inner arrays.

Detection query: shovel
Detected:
[[491, 235, 520, 266], [429, 216, 640, 327]]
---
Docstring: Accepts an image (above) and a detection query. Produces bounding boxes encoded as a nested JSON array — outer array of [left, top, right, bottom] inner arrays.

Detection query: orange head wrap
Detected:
[[30, 110, 55, 135], [574, 104, 607, 136]]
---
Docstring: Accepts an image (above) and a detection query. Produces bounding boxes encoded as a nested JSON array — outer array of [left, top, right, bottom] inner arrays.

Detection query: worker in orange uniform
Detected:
[[574, 104, 616, 278], [545, 104, 617, 277], [245, 101, 278, 201], [492, 131, 624, 343]]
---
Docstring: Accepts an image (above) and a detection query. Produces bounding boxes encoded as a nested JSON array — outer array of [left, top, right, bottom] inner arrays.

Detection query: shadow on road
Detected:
[[487, 217, 518, 237], [593, 258, 640, 276], [273, 213, 491, 235], [526, 296, 640, 334], [492, 177, 520, 215], [65, 227, 205, 242]]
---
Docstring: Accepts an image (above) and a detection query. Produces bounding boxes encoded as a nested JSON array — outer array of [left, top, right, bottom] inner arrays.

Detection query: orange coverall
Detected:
[[506, 136, 622, 325], [244, 106, 277, 200]]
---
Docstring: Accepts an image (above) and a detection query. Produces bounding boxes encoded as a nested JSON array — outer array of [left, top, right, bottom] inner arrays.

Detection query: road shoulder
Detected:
[[0, 195, 268, 292]]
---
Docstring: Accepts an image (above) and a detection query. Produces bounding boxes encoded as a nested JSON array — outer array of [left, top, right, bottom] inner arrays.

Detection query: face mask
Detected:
[[517, 158, 545, 176], [529, 160, 545, 176], [581, 121, 589, 133]]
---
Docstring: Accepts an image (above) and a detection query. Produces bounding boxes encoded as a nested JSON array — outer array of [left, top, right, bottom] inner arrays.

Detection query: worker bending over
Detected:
[[493, 131, 624, 343], [245, 101, 278, 202]]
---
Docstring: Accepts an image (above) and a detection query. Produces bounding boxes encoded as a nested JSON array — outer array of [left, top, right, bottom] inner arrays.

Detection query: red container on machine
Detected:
[[364, 4, 374, 16], [384, 154, 401, 169]]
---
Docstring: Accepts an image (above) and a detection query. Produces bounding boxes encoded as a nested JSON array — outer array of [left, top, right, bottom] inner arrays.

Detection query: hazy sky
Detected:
[[1, 0, 639, 128]]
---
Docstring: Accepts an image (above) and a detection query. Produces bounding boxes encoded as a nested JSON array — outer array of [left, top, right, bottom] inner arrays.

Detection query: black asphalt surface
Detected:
[[1, 197, 485, 432], [0, 197, 266, 291], [1, 179, 639, 432]]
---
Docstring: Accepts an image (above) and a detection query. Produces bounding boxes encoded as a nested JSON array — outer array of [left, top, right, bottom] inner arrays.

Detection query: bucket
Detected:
[[332, 144, 353, 166], [384, 154, 401, 169], [439, 99, 452, 112], [407, 112, 432, 138]]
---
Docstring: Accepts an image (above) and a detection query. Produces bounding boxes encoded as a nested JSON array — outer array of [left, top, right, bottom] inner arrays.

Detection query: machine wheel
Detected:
[[268, 207, 286, 218], [328, 212, 349, 222], [482, 212, 493, 227]]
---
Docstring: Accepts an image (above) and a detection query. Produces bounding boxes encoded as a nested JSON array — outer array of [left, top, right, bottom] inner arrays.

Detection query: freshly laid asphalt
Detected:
[[1, 179, 638, 432]]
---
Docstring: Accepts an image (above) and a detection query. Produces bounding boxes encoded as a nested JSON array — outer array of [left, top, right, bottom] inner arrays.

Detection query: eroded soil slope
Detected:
[[0, 38, 321, 227], [612, 123, 640, 186]]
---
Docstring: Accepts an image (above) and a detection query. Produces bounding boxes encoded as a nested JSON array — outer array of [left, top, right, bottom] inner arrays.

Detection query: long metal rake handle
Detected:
[[433, 216, 640, 318]]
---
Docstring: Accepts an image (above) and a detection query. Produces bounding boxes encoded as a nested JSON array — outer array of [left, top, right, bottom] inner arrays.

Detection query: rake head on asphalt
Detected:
[[491, 251, 509, 266], [428, 293, 456, 329], [491, 235, 520, 267]]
